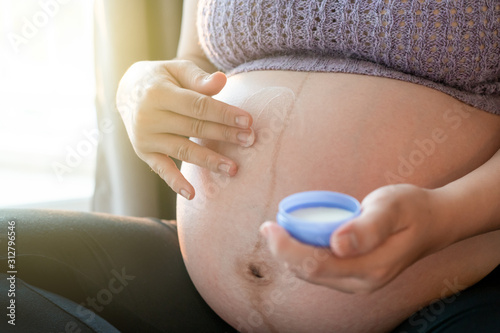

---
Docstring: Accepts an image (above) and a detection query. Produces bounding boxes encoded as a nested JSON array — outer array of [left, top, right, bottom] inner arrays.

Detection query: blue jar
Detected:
[[277, 191, 361, 247]]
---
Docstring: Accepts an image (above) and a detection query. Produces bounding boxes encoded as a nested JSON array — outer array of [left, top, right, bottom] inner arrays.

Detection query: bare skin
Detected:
[[177, 70, 500, 332], [116, 1, 500, 332]]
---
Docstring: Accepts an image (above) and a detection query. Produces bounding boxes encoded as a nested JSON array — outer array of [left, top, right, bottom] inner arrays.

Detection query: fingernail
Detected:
[[179, 189, 192, 200], [205, 73, 215, 81], [235, 116, 250, 127], [237, 130, 255, 147], [333, 232, 358, 257], [218, 163, 231, 174]]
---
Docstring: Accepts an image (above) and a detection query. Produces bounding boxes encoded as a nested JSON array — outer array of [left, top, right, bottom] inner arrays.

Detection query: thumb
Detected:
[[198, 71, 227, 96], [330, 205, 399, 258], [168, 60, 227, 96]]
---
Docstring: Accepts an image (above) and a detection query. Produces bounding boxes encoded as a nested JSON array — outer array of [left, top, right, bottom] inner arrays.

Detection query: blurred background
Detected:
[[0, 0, 96, 210], [0, 0, 182, 219]]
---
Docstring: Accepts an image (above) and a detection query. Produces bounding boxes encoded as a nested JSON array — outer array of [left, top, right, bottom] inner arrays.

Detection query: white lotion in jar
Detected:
[[289, 207, 354, 222]]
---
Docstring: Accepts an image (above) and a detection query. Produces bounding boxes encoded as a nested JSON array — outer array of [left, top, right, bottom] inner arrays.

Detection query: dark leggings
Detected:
[[0, 209, 499, 332], [0, 209, 235, 333]]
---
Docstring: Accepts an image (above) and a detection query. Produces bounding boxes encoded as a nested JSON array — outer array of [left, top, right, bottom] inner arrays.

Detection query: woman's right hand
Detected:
[[116, 60, 254, 200]]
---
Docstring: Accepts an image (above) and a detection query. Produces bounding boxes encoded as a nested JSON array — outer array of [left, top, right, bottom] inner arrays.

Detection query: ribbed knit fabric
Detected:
[[197, 0, 500, 114]]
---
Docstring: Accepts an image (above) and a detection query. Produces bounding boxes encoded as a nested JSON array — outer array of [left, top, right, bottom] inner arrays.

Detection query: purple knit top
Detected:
[[197, 0, 500, 114]]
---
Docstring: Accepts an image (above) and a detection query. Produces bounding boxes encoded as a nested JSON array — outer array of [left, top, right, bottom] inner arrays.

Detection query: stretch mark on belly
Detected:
[[237, 77, 308, 216], [262, 74, 309, 215], [235, 77, 310, 333]]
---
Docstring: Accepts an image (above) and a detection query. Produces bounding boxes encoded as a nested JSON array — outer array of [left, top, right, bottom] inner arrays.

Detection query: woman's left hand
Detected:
[[260, 184, 451, 294]]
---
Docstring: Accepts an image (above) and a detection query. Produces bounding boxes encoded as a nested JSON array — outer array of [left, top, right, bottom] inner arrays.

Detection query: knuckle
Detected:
[[167, 175, 182, 192], [170, 60, 200, 84], [128, 123, 149, 151], [366, 267, 390, 289], [133, 135, 149, 154], [203, 154, 218, 170], [150, 157, 170, 178], [175, 59, 193, 69], [221, 125, 233, 141], [363, 223, 384, 244], [155, 165, 167, 180], [134, 76, 158, 102], [188, 66, 208, 85], [176, 143, 193, 162], [131, 107, 150, 129], [132, 144, 148, 161], [146, 155, 163, 176], [129, 134, 143, 151], [219, 104, 232, 125], [159, 167, 177, 190], [150, 158, 181, 191], [192, 95, 209, 119], [142, 81, 163, 104], [191, 119, 206, 137]]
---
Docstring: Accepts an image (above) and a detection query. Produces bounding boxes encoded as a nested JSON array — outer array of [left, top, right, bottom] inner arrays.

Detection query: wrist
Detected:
[[428, 186, 470, 249]]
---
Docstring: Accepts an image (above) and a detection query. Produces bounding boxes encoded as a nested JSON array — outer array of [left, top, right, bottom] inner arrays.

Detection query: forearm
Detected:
[[435, 148, 500, 246], [175, 0, 218, 73]]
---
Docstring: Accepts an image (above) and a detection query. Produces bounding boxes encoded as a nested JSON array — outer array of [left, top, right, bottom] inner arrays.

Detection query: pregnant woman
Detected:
[[1, 1, 499, 332], [118, 0, 500, 331]]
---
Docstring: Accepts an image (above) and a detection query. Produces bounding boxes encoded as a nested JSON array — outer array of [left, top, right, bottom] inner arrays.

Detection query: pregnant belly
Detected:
[[177, 71, 500, 332]]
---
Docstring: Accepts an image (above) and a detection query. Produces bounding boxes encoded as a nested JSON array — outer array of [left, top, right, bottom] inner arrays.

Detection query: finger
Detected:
[[143, 153, 195, 200], [260, 222, 374, 292], [156, 83, 253, 129], [330, 207, 398, 258], [149, 111, 255, 148], [261, 222, 415, 293], [146, 134, 238, 176], [260, 222, 326, 276], [259, 222, 341, 279], [164, 60, 227, 96], [163, 61, 254, 128], [330, 189, 412, 258]]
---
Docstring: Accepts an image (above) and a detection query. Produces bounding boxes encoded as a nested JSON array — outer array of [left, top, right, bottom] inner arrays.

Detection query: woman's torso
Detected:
[[177, 1, 500, 331], [198, 0, 500, 113], [177, 70, 500, 333]]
